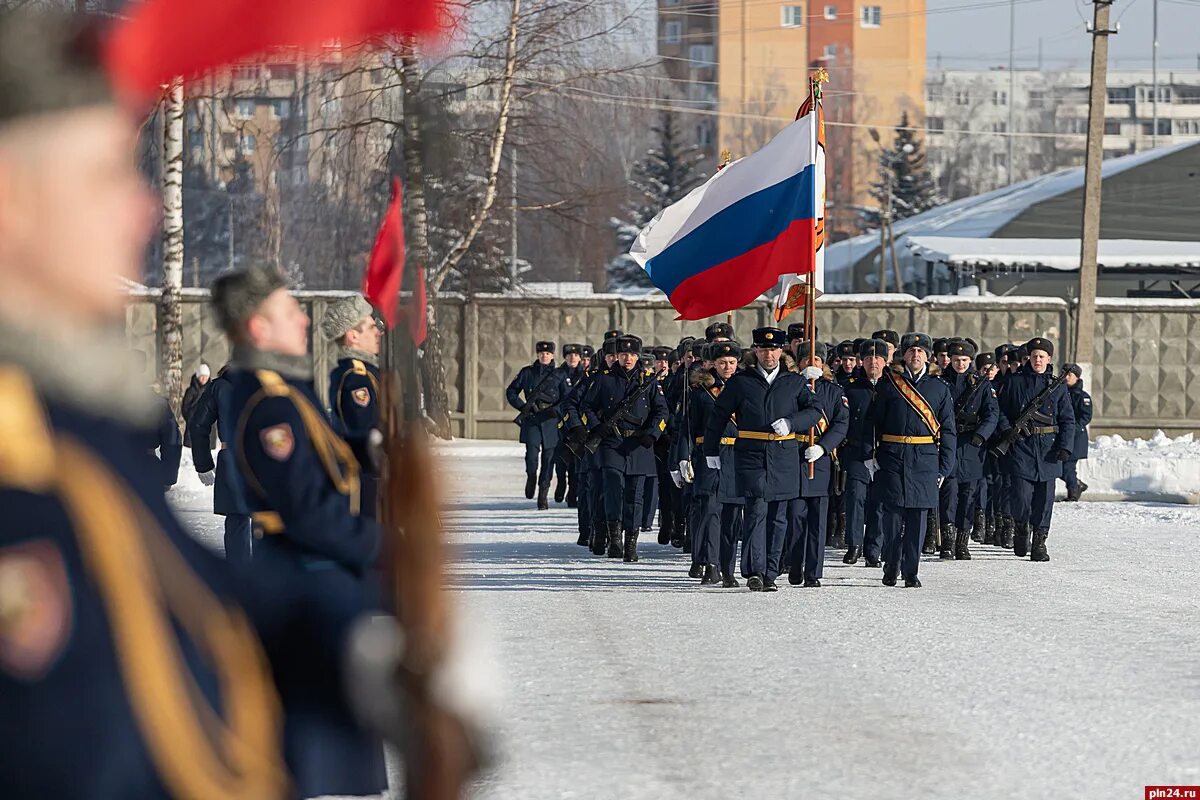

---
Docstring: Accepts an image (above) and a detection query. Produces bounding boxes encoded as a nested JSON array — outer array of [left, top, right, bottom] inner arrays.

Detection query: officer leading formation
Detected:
[[510, 317, 1088, 590]]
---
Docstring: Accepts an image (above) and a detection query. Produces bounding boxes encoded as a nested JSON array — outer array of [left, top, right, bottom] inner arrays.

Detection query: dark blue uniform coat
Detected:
[[577, 364, 668, 477], [1068, 384, 1092, 460], [995, 365, 1075, 482], [870, 365, 957, 509], [942, 368, 1000, 483], [796, 377, 849, 498], [506, 360, 569, 446]]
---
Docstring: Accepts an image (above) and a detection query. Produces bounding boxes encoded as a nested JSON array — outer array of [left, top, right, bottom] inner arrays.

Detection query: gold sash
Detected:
[[885, 368, 941, 438]]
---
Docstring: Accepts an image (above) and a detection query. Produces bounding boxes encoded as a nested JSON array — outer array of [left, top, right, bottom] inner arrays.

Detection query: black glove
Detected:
[[567, 426, 586, 445], [1055, 448, 1072, 462], [638, 434, 656, 448], [969, 433, 986, 448]]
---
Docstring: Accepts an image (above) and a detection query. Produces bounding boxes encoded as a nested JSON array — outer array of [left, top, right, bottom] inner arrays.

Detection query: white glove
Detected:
[[804, 444, 825, 463], [937, 475, 946, 488], [802, 366, 823, 380], [680, 460, 695, 483], [706, 456, 721, 470], [771, 418, 792, 437], [198, 469, 216, 487], [670, 471, 683, 488], [864, 458, 879, 479]]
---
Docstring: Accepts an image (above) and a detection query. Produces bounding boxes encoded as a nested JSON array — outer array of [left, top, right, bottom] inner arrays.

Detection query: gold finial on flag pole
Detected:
[[718, 149, 732, 170]]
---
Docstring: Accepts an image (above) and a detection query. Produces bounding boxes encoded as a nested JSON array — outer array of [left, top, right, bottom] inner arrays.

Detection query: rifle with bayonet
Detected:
[[512, 369, 561, 426], [566, 373, 657, 457], [990, 371, 1069, 457]]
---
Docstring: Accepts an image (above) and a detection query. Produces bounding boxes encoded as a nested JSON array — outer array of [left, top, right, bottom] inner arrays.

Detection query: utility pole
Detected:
[[1007, 0, 1016, 183], [1075, 0, 1116, 386], [510, 145, 519, 283], [1152, 0, 1159, 147]]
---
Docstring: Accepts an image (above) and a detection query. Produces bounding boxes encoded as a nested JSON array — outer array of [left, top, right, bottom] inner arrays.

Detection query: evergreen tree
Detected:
[[608, 110, 707, 290], [862, 111, 943, 229]]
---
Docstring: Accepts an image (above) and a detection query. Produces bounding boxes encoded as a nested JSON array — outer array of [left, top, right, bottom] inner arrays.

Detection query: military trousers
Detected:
[[600, 467, 645, 531], [524, 425, 557, 490], [940, 477, 979, 531], [1062, 459, 1081, 489], [845, 473, 884, 561], [691, 492, 720, 567], [881, 504, 928, 579], [224, 513, 252, 564], [641, 475, 658, 529], [741, 498, 791, 581], [1010, 477, 1056, 529], [576, 468, 593, 536], [788, 496, 830, 581], [554, 445, 576, 497], [719, 503, 744, 579]]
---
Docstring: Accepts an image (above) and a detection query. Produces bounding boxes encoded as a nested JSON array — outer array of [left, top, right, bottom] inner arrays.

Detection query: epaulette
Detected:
[[0, 367, 56, 492], [350, 359, 368, 376], [848, 377, 857, 384]]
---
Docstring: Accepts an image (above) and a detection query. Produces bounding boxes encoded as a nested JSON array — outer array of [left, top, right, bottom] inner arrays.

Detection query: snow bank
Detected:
[[1077, 430, 1200, 503], [433, 438, 525, 459]]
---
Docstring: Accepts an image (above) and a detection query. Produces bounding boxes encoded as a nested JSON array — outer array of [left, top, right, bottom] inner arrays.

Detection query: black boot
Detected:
[[670, 525, 685, 549], [1001, 517, 1015, 549], [623, 530, 639, 562], [882, 564, 898, 586], [721, 573, 740, 588], [982, 514, 995, 545], [657, 525, 671, 545], [903, 576, 922, 588], [865, 554, 882, 568], [1030, 528, 1050, 562], [537, 486, 549, 511], [1012, 521, 1030, 558], [787, 566, 803, 585], [955, 526, 972, 560], [590, 526, 607, 556], [606, 522, 623, 558], [565, 482, 577, 508], [922, 516, 937, 555], [843, 545, 861, 565], [688, 563, 704, 579], [524, 473, 536, 500], [553, 480, 566, 504], [576, 527, 591, 547], [700, 565, 720, 585], [829, 514, 847, 549], [971, 510, 984, 543], [939, 524, 955, 560]]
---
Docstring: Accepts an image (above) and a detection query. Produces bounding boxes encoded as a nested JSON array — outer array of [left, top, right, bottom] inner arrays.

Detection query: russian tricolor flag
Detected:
[[630, 97, 824, 321]]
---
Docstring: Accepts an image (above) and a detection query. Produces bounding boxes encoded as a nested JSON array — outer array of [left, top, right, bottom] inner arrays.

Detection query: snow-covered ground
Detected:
[[1078, 430, 1200, 503], [173, 441, 1200, 799]]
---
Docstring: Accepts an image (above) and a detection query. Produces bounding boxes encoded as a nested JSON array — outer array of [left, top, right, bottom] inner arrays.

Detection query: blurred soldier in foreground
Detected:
[[0, 11, 451, 798]]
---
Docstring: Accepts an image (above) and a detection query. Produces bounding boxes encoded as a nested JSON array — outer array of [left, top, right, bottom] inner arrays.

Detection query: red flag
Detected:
[[364, 178, 405, 330], [104, 0, 443, 102], [404, 264, 428, 347]]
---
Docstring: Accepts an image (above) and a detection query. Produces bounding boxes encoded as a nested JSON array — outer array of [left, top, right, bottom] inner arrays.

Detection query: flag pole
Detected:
[[804, 72, 824, 480]]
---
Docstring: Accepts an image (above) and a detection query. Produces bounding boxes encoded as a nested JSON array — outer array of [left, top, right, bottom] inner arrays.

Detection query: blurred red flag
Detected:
[[364, 179, 426, 345], [104, 0, 442, 101]]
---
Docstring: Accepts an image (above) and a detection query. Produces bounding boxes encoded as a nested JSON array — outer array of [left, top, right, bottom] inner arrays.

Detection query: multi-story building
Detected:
[[925, 69, 1200, 200], [659, 0, 926, 238]]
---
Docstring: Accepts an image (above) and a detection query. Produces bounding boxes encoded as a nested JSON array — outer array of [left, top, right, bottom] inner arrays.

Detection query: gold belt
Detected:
[[252, 511, 284, 536], [880, 434, 935, 444], [737, 431, 796, 442], [1028, 426, 1057, 435], [696, 436, 738, 445]]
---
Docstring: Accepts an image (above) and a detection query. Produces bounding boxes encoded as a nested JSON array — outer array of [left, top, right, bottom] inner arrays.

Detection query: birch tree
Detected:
[[160, 77, 185, 415]]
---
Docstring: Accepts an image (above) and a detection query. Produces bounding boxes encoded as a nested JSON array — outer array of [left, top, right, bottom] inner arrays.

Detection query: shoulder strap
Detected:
[[334, 363, 379, 424], [0, 366, 56, 491], [885, 369, 941, 437]]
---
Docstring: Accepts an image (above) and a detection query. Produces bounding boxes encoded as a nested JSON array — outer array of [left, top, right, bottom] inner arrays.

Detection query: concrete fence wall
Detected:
[[127, 290, 1200, 440]]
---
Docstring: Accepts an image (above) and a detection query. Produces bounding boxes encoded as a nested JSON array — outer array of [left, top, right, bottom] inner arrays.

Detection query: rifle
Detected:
[[568, 373, 657, 457], [954, 374, 990, 435], [512, 368, 561, 426], [990, 371, 1069, 457]]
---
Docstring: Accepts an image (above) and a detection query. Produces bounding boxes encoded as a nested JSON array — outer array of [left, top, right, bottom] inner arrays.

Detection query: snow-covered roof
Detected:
[[906, 236, 1200, 272], [825, 140, 1200, 282]]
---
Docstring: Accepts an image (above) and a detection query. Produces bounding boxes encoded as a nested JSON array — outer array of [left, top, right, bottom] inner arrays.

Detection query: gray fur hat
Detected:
[[0, 10, 112, 125], [210, 265, 288, 332], [320, 296, 375, 341]]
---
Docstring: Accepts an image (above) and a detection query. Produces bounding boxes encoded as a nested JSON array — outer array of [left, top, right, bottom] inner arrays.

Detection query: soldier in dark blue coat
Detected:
[[672, 340, 742, 585], [212, 267, 388, 796], [841, 339, 889, 567], [871, 328, 901, 365], [640, 345, 674, 533], [660, 338, 694, 546], [573, 335, 668, 562], [0, 27, 426, 795], [786, 343, 849, 587], [322, 295, 383, 520], [938, 339, 999, 560], [552, 343, 585, 505], [1061, 363, 1092, 502], [974, 351, 1001, 544], [559, 345, 602, 549], [833, 340, 857, 388], [506, 340, 569, 509], [994, 337, 1074, 562], [702, 327, 816, 591], [188, 364, 254, 563], [869, 333, 957, 588], [148, 393, 183, 490]]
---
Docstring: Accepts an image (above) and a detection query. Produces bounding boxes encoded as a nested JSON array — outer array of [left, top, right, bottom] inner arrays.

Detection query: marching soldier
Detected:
[[994, 337, 1074, 562], [938, 339, 999, 560], [974, 351, 1001, 543], [871, 329, 901, 364], [842, 339, 889, 567], [989, 344, 1017, 548], [553, 343, 585, 505], [705, 321, 734, 342], [580, 344, 595, 371], [646, 345, 675, 535], [702, 327, 815, 592], [189, 363, 254, 563], [870, 333, 956, 588], [1061, 363, 1092, 502], [0, 15, 420, 796], [572, 335, 668, 562], [321, 295, 382, 519], [560, 342, 604, 549], [932, 338, 951, 372], [505, 340, 569, 509], [787, 343, 848, 587], [834, 341, 857, 387], [660, 337, 697, 546]]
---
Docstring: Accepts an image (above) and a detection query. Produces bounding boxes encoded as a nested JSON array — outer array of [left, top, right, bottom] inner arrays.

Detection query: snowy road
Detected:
[[174, 442, 1200, 800]]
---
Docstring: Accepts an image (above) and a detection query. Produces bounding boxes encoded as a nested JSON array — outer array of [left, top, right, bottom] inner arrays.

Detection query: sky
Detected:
[[928, 0, 1200, 71]]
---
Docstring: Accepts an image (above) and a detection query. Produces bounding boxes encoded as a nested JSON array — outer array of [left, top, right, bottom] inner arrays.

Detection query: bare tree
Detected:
[[161, 78, 185, 414]]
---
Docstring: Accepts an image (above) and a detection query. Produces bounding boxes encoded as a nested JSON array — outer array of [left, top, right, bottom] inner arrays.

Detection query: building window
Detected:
[[1174, 119, 1200, 135], [1107, 86, 1134, 103], [860, 5, 881, 27], [239, 134, 257, 155], [1062, 118, 1087, 135], [266, 63, 296, 81], [1142, 120, 1171, 136], [992, 153, 1006, 168], [221, 132, 237, 150], [663, 20, 682, 43], [954, 90, 970, 106], [232, 65, 260, 81], [696, 123, 713, 146], [271, 99, 291, 119], [1029, 90, 1046, 108], [927, 116, 944, 133], [823, 44, 837, 59], [234, 99, 256, 119], [781, 5, 804, 27], [689, 44, 715, 67], [824, 4, 837, 18], [992, 90, 1007, 106], [992, 121, 1007, 133], [1104, 120, 1122, 135]]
